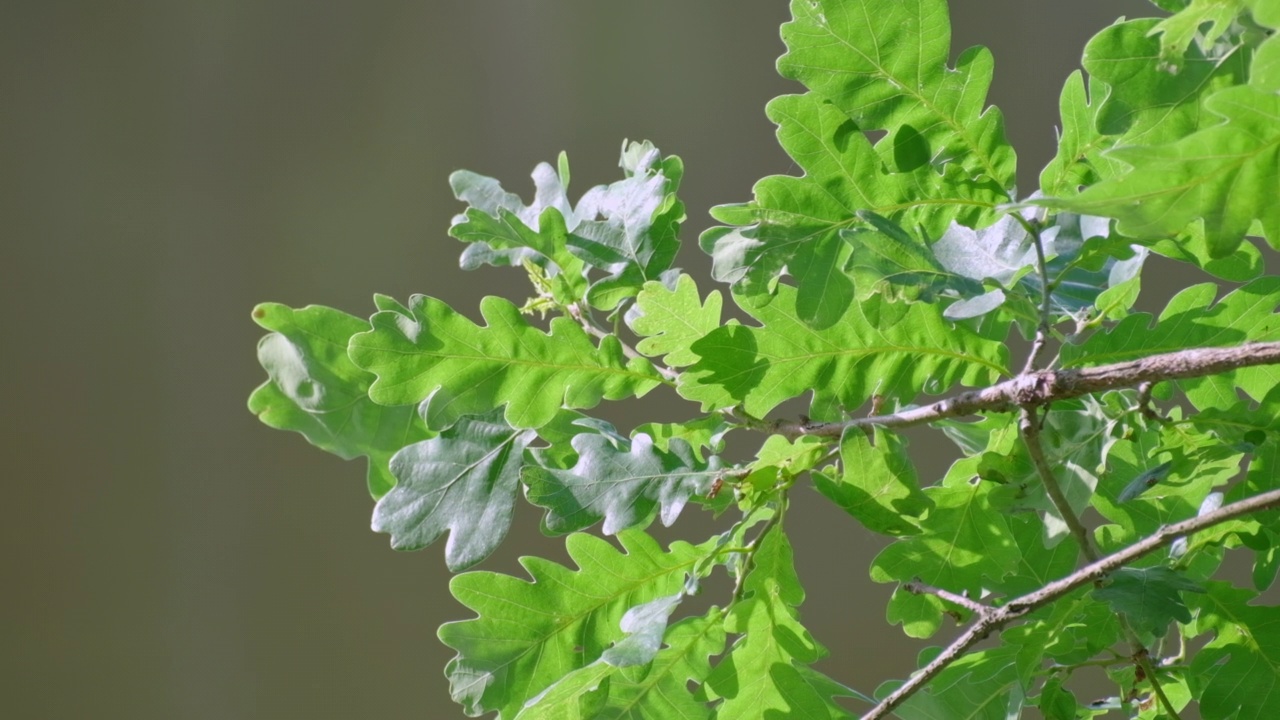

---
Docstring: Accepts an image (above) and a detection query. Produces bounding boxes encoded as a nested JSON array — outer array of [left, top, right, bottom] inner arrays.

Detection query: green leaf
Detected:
[[1151, 0, 1245, 64], [812, 428, 930, 537], [882, 647, 1024, 720], [700, 91, 1007, 317], [514, 610, 726, 720], [680, 284, 1008, 421], [348, 294, 663, 430], [631, 275, 722, 367], [248, 303, 430, 498], [1092, 567, 1204, 640], [777, 0, 1016, 186], [449, 141, 685, 311], [370, 409, 536, 571], [870, 457, 1020, 638], [440, 530, 714, 718], [1060, 277, 1280, 409], [449, 159, 588, 305], [1186, 582, 1280, 720], [706, 526, 842, 719], [523, 432, 722, 535], [1043, 85, 1280, 257]]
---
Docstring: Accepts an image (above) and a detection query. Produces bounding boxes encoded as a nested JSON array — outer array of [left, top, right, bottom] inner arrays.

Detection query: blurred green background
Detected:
[[5, 1, 1211, 717]]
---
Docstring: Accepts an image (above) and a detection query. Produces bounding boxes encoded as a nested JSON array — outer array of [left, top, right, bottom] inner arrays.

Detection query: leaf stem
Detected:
[[566, 303, 680, 384], [1020, 406, 1099, 564], [729, 498, 787, 605], [859, 486, 1280, 720]]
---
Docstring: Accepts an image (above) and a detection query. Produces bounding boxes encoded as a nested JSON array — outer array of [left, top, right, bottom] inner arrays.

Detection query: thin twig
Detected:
[[860, 486, 1280, 720], [729, 499, 787, 605], [752, 341, 1280, 440], [1020, 406, 1099, 563], [903, 578, 991, 617], [566, 303, 680, 383], [1130, 643, 1184, 720]]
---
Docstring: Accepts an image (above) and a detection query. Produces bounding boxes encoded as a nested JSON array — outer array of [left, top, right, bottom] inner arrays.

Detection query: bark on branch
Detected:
[[763, 341, 1280, 439]]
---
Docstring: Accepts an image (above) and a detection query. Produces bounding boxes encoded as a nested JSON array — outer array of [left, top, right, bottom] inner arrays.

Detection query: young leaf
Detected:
[[440, 530, 713, 718], [450, 141, 685, 311], [706, 526, 842, 719], [514, 610, 726, 720], [370, 409, 536, 571], [1059, 277, 1280, 409], [777, 0, 1016, 187], [523, 432, 722, 536], [348, 294, 663, 430], [1186, 582, 1280, 720], [680, 284, 1009, 421], [248, 303, 430, 498], [630, 274, 722, 367]]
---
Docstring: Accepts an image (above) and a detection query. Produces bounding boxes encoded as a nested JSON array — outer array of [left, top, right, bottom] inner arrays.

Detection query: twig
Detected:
[[566, 303, 680, 383], [1020, 407, 1099, 563], [753, 341, 1280, 440], [1130, 643, 1183, 720], [903, 578, 990, 618], [1015, 213, 1053, 374], [729, 499, 787, 605], [859, 486, 1280, 720]]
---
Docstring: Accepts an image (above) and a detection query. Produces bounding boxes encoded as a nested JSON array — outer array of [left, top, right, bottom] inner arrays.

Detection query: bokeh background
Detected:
[[9, 0, 1246, 717]]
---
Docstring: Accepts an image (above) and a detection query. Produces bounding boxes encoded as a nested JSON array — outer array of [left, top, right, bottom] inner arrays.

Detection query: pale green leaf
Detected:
[[372, 409, 536, 571], [348, 294, 663, 430], [440, 530, 714, 718], [249, 303, 429, 498], [631, 275, 722, 367], [679, 284, 1008, 421]]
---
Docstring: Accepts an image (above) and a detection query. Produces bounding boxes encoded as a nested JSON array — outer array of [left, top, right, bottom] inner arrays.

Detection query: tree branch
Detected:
[[859, 486, 1280, 720], [903, 578, 991, 618], [566, 303, 680, 383], [759, 341, 1280, 440], [1020, 407, 1100, 563]]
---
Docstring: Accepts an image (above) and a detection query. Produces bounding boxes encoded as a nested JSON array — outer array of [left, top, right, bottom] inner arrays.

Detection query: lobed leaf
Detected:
[[372, 409, 536, 571], [1092, 567, 1204, 641], [348, 294, 663, 430], [630, 274, 722, 367], [248, 303, 430, 498], [1186, 582, 1280, 720], [440, 530, 713, 718], [450, 141, 685, 311], [705, 526, 847, 719], [812, 428, 930, 537], [514, 610, 725, 720], [777, 0, 1016, 186], [524, 432, 722, 536], [679, 284, 1009, 421]]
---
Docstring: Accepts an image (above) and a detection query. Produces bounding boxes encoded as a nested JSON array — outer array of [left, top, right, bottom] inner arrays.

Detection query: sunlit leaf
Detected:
[[249, 303, 430, 498], [440, 530, 714, 718]]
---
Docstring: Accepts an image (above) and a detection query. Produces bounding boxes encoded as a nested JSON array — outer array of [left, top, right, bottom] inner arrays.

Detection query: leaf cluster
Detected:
[[250, 0, 1280, 717]]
